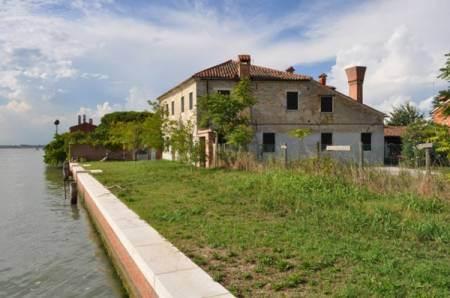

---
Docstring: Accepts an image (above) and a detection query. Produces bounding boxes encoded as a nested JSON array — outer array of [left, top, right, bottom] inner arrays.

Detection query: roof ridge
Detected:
[[192, 59, 234, 78]]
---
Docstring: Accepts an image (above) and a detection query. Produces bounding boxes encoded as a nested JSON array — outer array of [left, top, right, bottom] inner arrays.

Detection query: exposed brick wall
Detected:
[[70, 144, 131, 161]]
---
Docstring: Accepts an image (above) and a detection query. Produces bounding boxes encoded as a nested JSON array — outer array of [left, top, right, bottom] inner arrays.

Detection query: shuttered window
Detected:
[[263, 133, 275, 152], [189, 92, 193, 110], [286, 92, 298, 110], [321, 133, 332, 150], [321, 96, 333, 112], [361, 133, 372, 151]]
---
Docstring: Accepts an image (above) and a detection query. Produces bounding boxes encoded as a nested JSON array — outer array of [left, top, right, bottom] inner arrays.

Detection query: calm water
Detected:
[[0, 149, 125, 297]]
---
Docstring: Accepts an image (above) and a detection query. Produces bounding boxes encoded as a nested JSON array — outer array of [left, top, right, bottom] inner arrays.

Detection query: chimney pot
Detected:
[[345, 66, 366, 103], [78, 115, 81, 125], [237, 54, 251, 79], [318, 73, 327, 86], [83, 114, 86, 123], [286, 66, 295, 73]]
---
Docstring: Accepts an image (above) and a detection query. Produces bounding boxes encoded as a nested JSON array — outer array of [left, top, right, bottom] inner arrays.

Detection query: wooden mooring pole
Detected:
[[70, 182, 78, 205]]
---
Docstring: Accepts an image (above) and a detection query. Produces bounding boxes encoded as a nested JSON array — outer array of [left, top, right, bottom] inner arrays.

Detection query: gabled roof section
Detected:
[[192, 59, 311, 81]]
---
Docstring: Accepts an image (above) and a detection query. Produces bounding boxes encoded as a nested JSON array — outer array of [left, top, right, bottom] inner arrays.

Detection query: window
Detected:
[[361, 133, 372, 151], [165, 104, 169, 115], [171, 101, 174, 115], [181, 96, 185, 112], [286, 91, 298, 110], [217, 90, 230, 96], [189, 92, 193, 110], [321, 96, 333, 112], [321, 133, 332, 150], [263, 133, 275, 153]]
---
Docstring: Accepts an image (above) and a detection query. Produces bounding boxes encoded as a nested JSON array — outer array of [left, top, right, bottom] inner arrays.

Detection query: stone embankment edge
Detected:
[[70, 163, 234, 298]]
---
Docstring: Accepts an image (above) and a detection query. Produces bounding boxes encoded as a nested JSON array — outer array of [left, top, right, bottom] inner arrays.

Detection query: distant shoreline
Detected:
[[0, 145, 44, 149]]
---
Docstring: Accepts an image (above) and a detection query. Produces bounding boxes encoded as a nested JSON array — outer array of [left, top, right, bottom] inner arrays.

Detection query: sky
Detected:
[[0, 0, 449, 145]]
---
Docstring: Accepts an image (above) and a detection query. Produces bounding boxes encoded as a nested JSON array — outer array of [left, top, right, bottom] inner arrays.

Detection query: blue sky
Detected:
[[0, 0, 449, 144]]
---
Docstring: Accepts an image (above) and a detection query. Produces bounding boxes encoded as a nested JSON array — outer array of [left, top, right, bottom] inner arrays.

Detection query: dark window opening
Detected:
[[321, 133, 332, 150], [263, 133, 275, 153], [361, 132, 372, 151], [286, 92, 298, 110], [165, 104, 169, 115], [321, 96, 333, 112], [217, 90, 230, 96], [181, 96, 185, 112], [171, 101, 174, 115], [189, 92, 193, 110]]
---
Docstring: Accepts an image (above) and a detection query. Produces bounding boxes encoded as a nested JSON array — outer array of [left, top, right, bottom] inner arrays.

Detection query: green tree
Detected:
[[198, 78, 256, 148], [434, 52, 450, 115], [288, 128, 312, 158], [165, 120, 200, 164], [401, 121, 450, 166], [44, 131, 93, 165], [109, 121, 145, 160], [44, 133, 68, 166], [386, 103, 424, 126], [95, 111, 152, 148]]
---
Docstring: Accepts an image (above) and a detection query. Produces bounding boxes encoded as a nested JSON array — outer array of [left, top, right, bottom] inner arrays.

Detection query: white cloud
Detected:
[[125, 86, 150, 111], [4, 100, 32, 113], [0, 0, 449, 144]]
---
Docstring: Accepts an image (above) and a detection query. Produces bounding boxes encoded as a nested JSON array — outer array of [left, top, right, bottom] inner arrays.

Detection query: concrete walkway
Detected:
[[372, 166, 436, 176]]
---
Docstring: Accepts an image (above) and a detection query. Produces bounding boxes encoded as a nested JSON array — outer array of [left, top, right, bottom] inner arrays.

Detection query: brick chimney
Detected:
[[89, 118, 93, 125], [78, 115, 81, 125], [238, 54, 251, 79], [318, 73, 327, 86], [82, 114, 86, 123], [286, 66, 295, 73], [345, 66, 366, 103]]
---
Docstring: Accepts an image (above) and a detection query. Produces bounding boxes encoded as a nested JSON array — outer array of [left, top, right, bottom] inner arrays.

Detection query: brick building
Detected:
[[157, 54, 385, 167], [69, 114, 97, 133]]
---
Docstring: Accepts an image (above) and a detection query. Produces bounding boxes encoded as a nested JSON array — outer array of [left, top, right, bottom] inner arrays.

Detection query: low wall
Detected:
[[70, 144, 163, 162], [70, 163, 233, 298], [71, 144, 132, 161]]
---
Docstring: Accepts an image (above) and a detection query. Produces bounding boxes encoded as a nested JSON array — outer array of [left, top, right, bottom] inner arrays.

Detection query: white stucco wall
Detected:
[[253, 125, 384, 164]]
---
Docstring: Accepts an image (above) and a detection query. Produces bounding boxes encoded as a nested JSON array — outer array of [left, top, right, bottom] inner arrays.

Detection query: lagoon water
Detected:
[[0, 149, 124, 297]]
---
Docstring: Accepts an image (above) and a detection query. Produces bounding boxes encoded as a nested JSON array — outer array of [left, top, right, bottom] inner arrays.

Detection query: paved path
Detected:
[[373, 166, 436, 176]]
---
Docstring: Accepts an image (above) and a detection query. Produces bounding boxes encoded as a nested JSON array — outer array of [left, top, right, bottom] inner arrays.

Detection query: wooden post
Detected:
[[316, 142, 321, 160], [425, 148, 431, 175], [214, 133, 218, 168], [359, 142, 364, 171], [281, 144, 288, 168], [70, 182, 78, 205]]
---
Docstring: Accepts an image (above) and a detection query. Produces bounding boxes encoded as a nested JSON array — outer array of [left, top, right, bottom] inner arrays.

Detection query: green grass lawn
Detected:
[[91, 160, 450, 297]]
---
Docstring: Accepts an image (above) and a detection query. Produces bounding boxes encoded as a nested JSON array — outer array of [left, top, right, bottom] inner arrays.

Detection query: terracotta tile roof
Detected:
[[192, 60, 311, 81], [384, 126, 407, 137]]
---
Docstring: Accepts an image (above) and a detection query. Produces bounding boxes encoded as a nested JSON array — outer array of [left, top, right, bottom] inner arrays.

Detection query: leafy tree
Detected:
[[198, 78, 256, 148], [434, 52, 450, 115], [386, 103, 424, 126], [141, 108, 164, 151], [288, 128, 312, 158], [401, 120, 450, 166], [95, 111, 152, 148], [109, 121, 146, 160], [165, 120, 200, 164], [44, 131, 93, 165], [44, 133, 68, 166]]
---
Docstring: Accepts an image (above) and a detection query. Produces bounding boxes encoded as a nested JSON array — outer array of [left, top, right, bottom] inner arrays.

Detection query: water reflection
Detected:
[[0, 149, 125, 297], [71, 205, 80, 220]]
